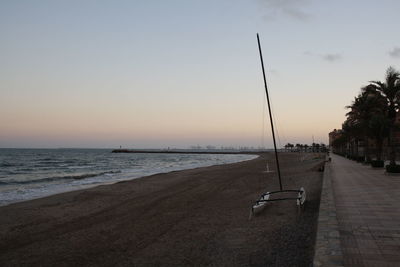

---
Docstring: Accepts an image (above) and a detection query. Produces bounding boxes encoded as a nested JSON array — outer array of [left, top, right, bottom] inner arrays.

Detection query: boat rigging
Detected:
[[251, 33, 306, 216]]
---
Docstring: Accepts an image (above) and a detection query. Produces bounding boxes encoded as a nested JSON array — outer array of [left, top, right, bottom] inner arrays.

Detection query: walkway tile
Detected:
[[330, 154, 400, 267]]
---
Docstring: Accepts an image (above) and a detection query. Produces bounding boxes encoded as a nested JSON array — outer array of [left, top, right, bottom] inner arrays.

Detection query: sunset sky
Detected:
[[1, 0, 400, 148]]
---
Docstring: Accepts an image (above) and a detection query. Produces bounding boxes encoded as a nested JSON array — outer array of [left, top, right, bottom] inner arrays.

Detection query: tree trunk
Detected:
[[364, 138, 371, 162], [355, 139, 359, 158], [376, 139, 383, 161], [347, 141, 351, 157], [389, 124, 396, 165]]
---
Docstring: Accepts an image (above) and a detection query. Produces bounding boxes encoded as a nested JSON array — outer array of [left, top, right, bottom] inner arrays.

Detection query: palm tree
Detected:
[[331, 132, 347, 155], [315, 143, 321, 152], [320, 143, 327, 152], [341, 118, 360, 158], [369, 67, 400, 165], [362, 86, 390, 161], [304, 144, 309, 152], [346, 86, 389, 162], [284, 143, 294, 152], [295, 143, 301, 152], [346, 95, 366, 159], [284, 143, 289, 151], [289, 143, 294, 151], [368, 113, 390, 161]]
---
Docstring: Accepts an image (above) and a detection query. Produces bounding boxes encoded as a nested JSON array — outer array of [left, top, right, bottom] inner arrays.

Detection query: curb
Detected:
[[313, 160, 344, 267]]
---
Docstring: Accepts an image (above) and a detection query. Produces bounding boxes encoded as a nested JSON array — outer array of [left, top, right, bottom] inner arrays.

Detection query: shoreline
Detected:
[[0, 152, 325, 266], [0, 153, 258, 208]]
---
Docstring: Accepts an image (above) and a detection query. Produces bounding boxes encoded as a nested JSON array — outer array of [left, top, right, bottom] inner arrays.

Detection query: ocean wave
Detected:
[[0, 170, 121, 185], [0, 162, 21, 167]]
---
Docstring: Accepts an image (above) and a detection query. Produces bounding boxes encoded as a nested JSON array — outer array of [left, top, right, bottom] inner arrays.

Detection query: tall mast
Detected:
[[257, 33, 283, 191]]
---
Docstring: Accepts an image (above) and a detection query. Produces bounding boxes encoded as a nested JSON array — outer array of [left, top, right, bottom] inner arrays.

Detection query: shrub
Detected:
[[356, 156, 364, 162], [386, 164, 400, 173], [371, 160, 384, 168]]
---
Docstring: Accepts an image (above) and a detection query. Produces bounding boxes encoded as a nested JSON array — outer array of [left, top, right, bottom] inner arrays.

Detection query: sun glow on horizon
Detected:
[[1, 1, 399, 148]]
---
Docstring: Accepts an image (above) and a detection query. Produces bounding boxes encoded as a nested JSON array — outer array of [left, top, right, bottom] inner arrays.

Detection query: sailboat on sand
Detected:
[[251, 34, 306, 216]]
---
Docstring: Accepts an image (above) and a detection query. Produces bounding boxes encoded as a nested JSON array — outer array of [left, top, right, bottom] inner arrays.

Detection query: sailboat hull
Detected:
[[252, 193, 270, 214]]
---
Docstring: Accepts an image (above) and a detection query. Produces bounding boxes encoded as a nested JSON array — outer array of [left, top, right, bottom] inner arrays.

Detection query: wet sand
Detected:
[[0, 153, 324, 266]]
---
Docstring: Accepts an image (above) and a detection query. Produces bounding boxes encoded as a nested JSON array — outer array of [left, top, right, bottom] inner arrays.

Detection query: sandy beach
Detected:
[[0, 152, 324, 266]]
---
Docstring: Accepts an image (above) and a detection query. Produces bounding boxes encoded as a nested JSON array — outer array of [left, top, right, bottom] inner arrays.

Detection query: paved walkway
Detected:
[[330, 154, 400, 267]]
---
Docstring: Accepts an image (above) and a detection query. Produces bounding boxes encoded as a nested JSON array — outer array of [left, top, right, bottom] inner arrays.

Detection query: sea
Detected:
[[0, 149, 257, 206]]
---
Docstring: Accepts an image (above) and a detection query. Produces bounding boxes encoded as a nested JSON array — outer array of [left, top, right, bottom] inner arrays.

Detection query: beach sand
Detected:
[[0, 152, 324, 266]]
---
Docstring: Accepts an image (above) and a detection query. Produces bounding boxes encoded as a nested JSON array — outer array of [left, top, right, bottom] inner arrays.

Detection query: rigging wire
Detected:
[[273, 110, 287, 148], [255, 41, 287, 151], [260, 77, 284, 150], [261, 90, 266, 149], [263, 79, 286, 149], [270, 100, 282, 148]]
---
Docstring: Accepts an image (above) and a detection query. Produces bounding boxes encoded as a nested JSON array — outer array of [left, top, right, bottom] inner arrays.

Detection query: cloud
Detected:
[[322, 53, 341, 62], [304, 51, 342, 62], [258, 0, 312, 21], [389, 47, 400, 58]]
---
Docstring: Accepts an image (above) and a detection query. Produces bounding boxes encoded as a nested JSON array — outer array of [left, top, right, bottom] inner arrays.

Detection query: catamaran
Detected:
[[252, 34, 306, 216]]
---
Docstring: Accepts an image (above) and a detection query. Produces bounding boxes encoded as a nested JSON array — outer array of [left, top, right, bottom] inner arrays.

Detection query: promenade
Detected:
[[319, 154, 400, 266]]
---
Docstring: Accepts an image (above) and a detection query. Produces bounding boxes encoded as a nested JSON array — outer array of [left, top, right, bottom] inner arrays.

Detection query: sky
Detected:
[[1, 0, 400, 149]]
